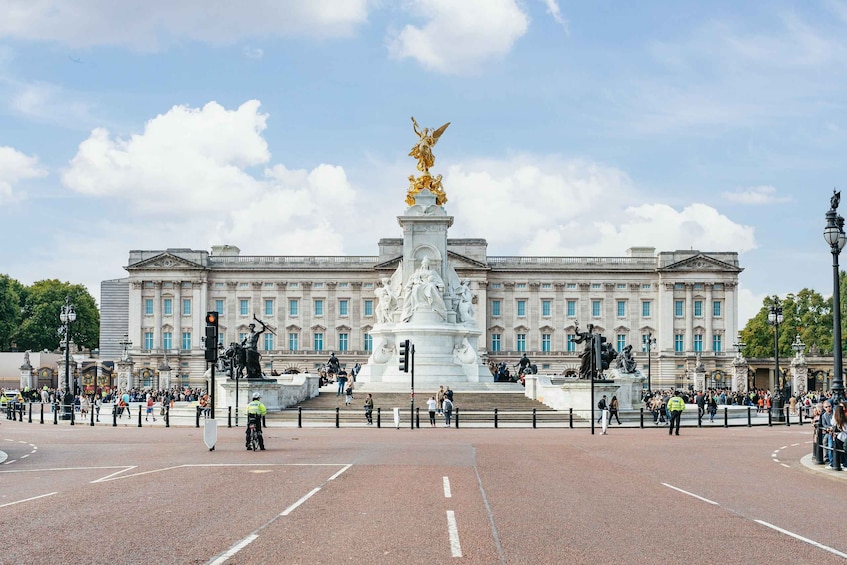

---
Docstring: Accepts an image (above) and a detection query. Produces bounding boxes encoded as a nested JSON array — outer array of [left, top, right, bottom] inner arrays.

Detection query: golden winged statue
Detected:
[[409, 117, 450, 174]]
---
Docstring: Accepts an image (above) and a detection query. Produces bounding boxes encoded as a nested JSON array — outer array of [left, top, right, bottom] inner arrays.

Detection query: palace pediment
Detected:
[[126, 252, 205, 271], [659, 253, 742, 273]]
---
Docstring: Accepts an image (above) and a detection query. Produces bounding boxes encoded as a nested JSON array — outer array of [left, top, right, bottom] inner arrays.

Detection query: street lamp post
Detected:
[[59, 296, 76, 420], [642, 332, 656, 394], [824, 191, 847, 405], [767, 297, 784, 422]]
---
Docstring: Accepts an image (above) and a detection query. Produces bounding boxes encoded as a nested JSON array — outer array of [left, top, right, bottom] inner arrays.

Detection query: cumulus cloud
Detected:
[[61, 99, 359, 256], [442, 155, 756, 257], [387, 0, 529, 73], [0, 146, 48, 203], [722, 185, 790, 205], [0, 0, 369, 50]]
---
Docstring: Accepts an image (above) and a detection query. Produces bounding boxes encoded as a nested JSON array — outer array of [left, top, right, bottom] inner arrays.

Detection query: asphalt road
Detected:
[[0, 420, 843, 564]]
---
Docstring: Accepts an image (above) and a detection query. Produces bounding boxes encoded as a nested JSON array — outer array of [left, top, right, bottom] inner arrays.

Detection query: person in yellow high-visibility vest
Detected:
[[245, 392, 267, 450], [667, 392, 686, 436]]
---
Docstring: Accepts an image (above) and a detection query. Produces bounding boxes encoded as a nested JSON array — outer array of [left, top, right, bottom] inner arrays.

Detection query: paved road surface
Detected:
[[0, 420, 843, 564]]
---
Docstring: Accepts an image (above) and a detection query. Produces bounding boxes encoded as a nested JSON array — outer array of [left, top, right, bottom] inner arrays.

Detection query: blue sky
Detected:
[[1, 0, 846, 329]]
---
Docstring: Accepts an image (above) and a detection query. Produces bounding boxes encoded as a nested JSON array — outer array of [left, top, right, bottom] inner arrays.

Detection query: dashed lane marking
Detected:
[[661, 483, 719, 505], [443, 476, 452, 498], [447, 510, 462, 557]]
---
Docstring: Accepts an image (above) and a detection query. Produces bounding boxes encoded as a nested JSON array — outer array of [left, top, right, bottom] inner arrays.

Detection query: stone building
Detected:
[[100, 241, 742, 392]]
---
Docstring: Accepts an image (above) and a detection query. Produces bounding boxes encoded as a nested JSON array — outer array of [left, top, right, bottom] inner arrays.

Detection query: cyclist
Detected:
[[245, 392, 267, 451]]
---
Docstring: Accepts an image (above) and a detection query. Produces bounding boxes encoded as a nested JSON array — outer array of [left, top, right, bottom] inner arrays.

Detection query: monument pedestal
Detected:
[[219, 379, 283, 411]]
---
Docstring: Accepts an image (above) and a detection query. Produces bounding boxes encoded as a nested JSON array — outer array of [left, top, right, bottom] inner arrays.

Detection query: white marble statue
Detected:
[[375, 277, 399, 324], [456, 279, 475, 323], [452, 337, 478, 364], [401, 256, 448, 321]]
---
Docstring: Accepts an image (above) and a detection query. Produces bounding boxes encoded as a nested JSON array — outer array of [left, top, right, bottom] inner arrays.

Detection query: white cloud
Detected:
[[541, 0, 568, 30], [242, 46, 264, 59], [442, 155, 756, 257], [0, 0, 369, 50], [61, 99, 359, 258], [63, 100, 271, 212], [387, 0, 529, 74], [737, 285, 768, 331], [7, 80, 98, 127], [722, 185, 790, 205], [0, 146, 48, 203]]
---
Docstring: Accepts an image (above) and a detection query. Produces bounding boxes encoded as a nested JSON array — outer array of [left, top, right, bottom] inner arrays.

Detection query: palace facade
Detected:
[[100, 240, 742, 391]]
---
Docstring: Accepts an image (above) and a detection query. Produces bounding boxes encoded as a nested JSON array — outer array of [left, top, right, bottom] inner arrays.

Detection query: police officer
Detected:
[[667, 391, 686, 436], [245, 392, 267, 450]]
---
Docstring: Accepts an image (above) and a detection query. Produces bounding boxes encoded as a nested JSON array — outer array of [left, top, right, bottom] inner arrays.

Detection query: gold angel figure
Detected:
[[409, 117, 450, 174]]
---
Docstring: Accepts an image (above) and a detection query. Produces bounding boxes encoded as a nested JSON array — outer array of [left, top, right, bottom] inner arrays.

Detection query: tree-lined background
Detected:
[[0, 275, 99, 353]]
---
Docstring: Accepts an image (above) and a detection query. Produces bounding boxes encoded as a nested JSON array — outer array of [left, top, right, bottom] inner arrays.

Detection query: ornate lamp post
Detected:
[[642, 332, 656, 394], [824, 190, 847, 405], [59, 296, 76, 419], [767, 297, 784, 421]]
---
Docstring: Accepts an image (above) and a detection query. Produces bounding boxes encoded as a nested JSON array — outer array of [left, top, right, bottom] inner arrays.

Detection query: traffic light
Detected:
[[205, 311, 219, 362], [593, 334, 607, 377], [398, 339, 410, 372]]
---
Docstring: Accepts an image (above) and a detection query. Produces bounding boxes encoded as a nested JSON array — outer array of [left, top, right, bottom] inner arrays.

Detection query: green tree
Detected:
[[0, 275, 25, 351], [740, 290, 833, 358], [15, 280, 99, 352]]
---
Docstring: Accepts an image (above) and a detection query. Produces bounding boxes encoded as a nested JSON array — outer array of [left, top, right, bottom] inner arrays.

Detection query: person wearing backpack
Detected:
[[443, 397, 454, 427], [597, 395, 607, 423]]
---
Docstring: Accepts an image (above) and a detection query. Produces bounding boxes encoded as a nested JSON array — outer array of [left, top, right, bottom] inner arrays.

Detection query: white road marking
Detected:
[[327, 464, 352, 481], [755, 520, 847, 558], [280, 487, 320, 517], [781, 463, 790, 468], [443, 476, 452, 498], [447, 510, 462, 557], [208, 533, 258, 565], [661, 483, 719, 505], [0, 491, 58, 508]]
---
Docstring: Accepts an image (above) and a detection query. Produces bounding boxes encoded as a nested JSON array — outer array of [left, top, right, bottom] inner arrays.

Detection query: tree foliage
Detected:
[[740, 273, 847, 358], [14, 279, 99, 353], [0, 275, 25, 350]]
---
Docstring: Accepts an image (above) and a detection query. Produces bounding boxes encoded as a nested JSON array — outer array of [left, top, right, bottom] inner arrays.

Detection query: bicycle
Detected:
[[247, 420, 260, 451]]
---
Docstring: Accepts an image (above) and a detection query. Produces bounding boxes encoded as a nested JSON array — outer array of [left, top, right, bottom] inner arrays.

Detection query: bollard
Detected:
[[455, 408, 460, 429], [377, 407, 381, 428], [415, 407, 420, 429], [724, 407, 728, 428], [298, 406, 302, 428], [532, 408, 537, 429], [336, 407, 340, 428], [40, 402, 44, 425], [195, 406, 201, 428], [785, 406, 791, 427], [767, 409, 772, 427], [70, 404, 74, 426], [640, 408, 644, 429], [569, 408, 573, 429], [112, 405, 117, 427], [54, 403, 58, 425], [814, 424, 825, 465], [698, 410, 702, 428], [834, 434, 844, 472], [494, 407, 499, 429], [138, 405, 142, 427], [228, 406, 232, 428], [90, 406, 94, 427], [28, 402, 32, 423], [747, 406, 752, 427]]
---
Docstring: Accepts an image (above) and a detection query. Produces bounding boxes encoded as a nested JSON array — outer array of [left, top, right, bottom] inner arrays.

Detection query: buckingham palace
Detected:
[[99, 240, 741, 391]]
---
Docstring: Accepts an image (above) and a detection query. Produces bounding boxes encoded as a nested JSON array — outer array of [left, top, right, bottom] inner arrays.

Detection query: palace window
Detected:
[[163, 299, 172, 316], [491, 334, 501, 352], [338, 333, 349, 352], [364, 300, 374, 317], [517, 300, 526, 317], [542, 300, 551, 317], [339, 300, 349, 317], [542, 333, 551, 352], [289, 299, 299, 316], [567, 300, 576, 317], [491, 300, 501, 316], [516, 333, 526, 352], [289, 333, 299, 351]]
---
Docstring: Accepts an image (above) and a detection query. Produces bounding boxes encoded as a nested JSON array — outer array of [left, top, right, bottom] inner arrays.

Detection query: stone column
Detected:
[[705, 283, 713, 352], [685, 283, 694, 351], [694, 361, 706, 392], [790, 336, 808, 397], [153, 280, 163, 352], [731, 354, 748, 393]]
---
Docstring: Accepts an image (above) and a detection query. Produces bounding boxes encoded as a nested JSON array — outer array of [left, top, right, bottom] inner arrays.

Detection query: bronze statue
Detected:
[[243, 317, 267, 379], [832, 189, 841, 212]]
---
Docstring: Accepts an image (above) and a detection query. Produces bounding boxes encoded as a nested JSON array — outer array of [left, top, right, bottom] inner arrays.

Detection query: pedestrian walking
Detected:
[[437, 386, 445, 415], [597, 395, 608, 423], [608, 395, 621, 425], [345, 383, 353, 406]]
